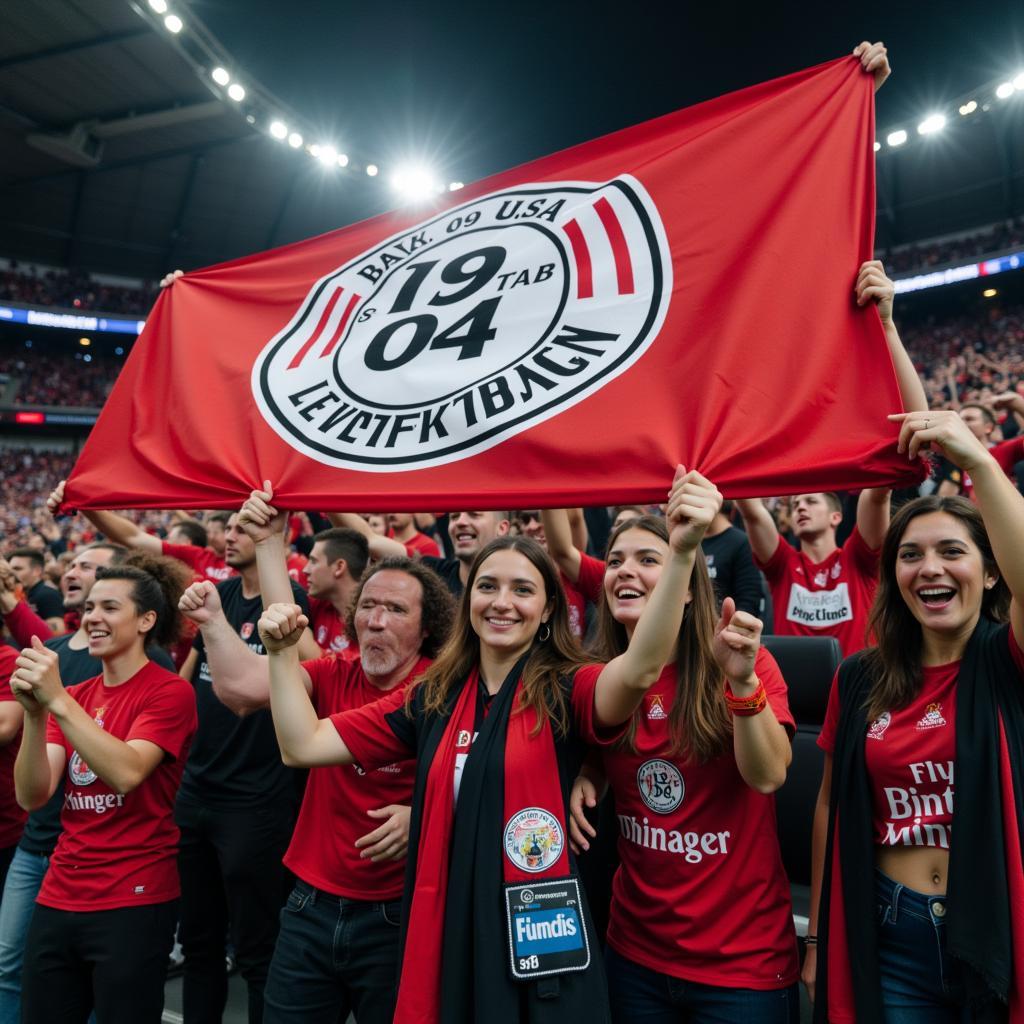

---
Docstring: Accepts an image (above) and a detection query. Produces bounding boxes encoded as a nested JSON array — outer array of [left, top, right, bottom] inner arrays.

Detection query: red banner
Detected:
[[65, 55, 921, 512]]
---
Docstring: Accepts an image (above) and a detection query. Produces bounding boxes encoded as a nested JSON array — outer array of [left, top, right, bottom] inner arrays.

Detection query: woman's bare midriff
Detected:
[[876, 845, 949, 895]]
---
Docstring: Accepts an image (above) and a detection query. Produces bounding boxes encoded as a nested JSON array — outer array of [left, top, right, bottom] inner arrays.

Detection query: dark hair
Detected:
[[346, 556, 455, 658], [863, 495, 1010, 719], [415, 537, 583, 734], [612, 505, 646, 523], [207, 511, 231, 528], [78, 541, 129, 564], [169, 519, 208, 548], [960, 403, 996, 429], [93, 552, 192, 650], [590, 515, 731, 762], [8, 547, 44, 571], [314, 528, 369, 581]]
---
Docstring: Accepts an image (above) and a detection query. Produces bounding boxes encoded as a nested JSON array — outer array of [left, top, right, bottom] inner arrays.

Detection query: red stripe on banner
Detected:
[[594, 197, 635, 295], [287, 286, 344, 369], [318, 291, 361, 359], [562, 218, 593, 299]]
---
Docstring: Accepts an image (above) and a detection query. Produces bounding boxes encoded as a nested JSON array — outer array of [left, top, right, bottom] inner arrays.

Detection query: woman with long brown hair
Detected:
[[256, 468, 721, 1024], [570, 513, 798, 1022], [805, 409, 1024, 1023]]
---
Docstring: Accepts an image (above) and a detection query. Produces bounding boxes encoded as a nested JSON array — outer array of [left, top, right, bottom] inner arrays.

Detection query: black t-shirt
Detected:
[[701, 526, 763, 617], [177, 575, 309, 810], [19, 636, 175, 856], [27, 581, 64, 621], [421, 556, 464, 598]]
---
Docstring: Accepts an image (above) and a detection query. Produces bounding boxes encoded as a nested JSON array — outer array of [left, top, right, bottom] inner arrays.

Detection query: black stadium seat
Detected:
[[763, 635, 842, 939]]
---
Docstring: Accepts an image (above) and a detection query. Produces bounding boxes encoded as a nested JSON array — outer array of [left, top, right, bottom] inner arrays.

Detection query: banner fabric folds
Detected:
[[64, 55, 923, 512]]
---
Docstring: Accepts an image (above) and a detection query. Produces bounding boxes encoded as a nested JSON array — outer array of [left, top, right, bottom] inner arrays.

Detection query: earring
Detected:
[[538, 622, 551, 642]]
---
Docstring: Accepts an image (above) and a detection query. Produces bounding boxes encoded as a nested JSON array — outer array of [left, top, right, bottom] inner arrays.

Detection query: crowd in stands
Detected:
[[0, 263, 157, 315], [0, 353, 119, 408], [878, 215, 1024, 274]]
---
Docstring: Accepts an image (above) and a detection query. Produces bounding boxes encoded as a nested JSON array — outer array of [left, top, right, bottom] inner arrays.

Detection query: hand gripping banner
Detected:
[[64, 55, 923, 512]]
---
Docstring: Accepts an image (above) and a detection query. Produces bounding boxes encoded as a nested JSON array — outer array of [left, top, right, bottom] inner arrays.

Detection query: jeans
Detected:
[[0, 848, 48, 1024], [876, 870, 970, 1024], [262, 881, 401, 1024], [20, 900, 178, 1024], [176, 799, 294, 1024], [604, 946, 799, 1024]]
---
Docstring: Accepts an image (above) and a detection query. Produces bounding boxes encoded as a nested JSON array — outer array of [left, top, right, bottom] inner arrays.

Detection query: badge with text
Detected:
[[254, 176, 670, 471], [504, 876, 590, 981], [503, 807, 564, 873]]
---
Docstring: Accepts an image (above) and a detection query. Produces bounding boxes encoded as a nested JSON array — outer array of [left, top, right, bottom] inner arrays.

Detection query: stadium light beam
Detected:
[[873, 141, 881, 152], [318, 145, 338, 167], [996, 82, 1014, 99], [886, 129, 907, 147], [959, 100, 978, 115], [449, 181, 464, 191], [211, 67, 230, 86], [164, 14, 183, 33], [1014, 71, 1024, 91], [227, 83, 246, 102], [270, 121, 288, 140], [337, 153, 349, 168], [917, 113, 946, 135], [147, 0, 168, 12], [288, 132, 303, 148], [366, 164, 378, 177], [391, 165, 440, 202]]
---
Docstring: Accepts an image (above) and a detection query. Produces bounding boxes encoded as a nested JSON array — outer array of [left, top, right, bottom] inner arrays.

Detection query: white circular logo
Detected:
[[637, 759, 684, 814], [503, 807, 564, 873], [521, 889, 535, 904], [68, 750, 97, 787], [253, 175, 671, 471]]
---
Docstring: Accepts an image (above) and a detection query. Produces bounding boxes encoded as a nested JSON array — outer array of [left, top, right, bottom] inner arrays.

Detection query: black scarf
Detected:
[[815, 618, 1024, 1022]]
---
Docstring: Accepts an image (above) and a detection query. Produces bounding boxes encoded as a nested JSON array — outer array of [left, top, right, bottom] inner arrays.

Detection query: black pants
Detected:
[[0, 845, 16, 899], [20, 900, 178, 1024], [176, 799, 294, 1024]]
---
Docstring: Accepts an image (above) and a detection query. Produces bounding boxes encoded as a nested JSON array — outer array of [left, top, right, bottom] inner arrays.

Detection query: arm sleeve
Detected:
[[570, 664, 629, 746], [845, 525, 881, 579], [754, 647, 795, 736], [753, 534, 792, 585], [575, 553, 606, 606], [991, 438, 1024, 477], [126, 677, 197, 761], [816, 670, 842, 754], [331, 684, 415, 770], [3, 601, 54, 648], [160, 542, 204, 572]]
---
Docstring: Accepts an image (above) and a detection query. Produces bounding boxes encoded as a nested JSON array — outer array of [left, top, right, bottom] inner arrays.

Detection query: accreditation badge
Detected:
[[504, 876, 591, 981]]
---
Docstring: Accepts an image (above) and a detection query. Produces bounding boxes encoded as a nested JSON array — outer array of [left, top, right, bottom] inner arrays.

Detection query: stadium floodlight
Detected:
[[79, 337, 91, 347], [227, 83, 246, 102], [270, 121, 288, 140], [288, 132, 303, 148], [391, 165, 440, 201], [309, 144, 320, 157], [449, 181, 464, 191], [983, 288, 998, 298], [164, 13, 183, 32], [337, 153, 349, 167], [959, 100, 978, 115], [1014, 71, 1024, 90], [366, 164, 379, 177], [318, 145, 338, 167], [211, 67, 230, 86], [917, 113, 946, 135], [886, 129, 907, 147], [873, 141, 881, 152], [996, 82, 1014, 99], [147, 0, 168, 12]]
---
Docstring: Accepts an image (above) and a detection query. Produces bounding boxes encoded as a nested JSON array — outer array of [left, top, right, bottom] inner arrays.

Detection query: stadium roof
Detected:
[[1, 0, 1023, 281]]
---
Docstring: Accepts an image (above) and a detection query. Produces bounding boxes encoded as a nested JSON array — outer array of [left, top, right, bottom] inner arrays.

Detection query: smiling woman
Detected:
[[10, 555, 196, 1024]]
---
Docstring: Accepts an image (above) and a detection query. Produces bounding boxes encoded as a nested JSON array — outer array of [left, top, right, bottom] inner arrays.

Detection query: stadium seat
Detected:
[[763, 634, 842, 938]]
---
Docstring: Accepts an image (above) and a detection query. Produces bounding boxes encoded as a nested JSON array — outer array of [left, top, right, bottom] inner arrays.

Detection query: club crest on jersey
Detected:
[[252, 176, 671, 471], [92, 706, 106, 729], [637, 759, 684, 814], [867, 711, 891, 741], [240, 622, 255, 640], [916, 702, 947, 731], [831, 561, 842, 579], [504, 808, 564, 873], [68, 751, 97, 787], [645, 693, 667, 721]]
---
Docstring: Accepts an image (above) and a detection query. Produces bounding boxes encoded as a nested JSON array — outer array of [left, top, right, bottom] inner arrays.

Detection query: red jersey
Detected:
[[562, 572, 586, 640], [756, 526, 879, 657], [40, 661, 197, 911], [0, 649, 26, 849], [287, 552, 309, 590], [819, 631, 1024, 851], [960, 437, 1024, 502], [598, 650, 798, 989], [161, 542, 234, 583], [576, 551, 605, 606], [284, 656, 427, 900], [390, 530, 441, 559], [309, 597, 358, 661]]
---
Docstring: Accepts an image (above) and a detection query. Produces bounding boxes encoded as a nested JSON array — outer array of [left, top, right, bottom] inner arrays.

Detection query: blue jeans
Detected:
[[0, 848, 48, 1024], [262, 880, 401, 1024], [876, 870, 970, 1024], [604, 945, 799, 1024]]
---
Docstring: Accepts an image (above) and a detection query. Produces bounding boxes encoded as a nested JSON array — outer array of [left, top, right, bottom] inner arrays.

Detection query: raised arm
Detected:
[[855, 487, 891, 552], [540, 508, 582, 583], [735, 498, 780, 564], [326, 511, 407, 561], [259, 603, 354, 767], [0, 563, 54, 647], [566, 507, 589, 552], [593, 469, 722, 727]]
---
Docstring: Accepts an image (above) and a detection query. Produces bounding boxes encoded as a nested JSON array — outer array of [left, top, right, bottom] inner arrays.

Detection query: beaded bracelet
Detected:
[[724, 678, 767, 716]]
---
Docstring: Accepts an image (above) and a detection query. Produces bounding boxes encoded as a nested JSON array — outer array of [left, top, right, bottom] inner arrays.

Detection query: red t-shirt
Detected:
[[390, 530, 441, 559], [961, 437, 1024, 502], [161, 542, 234, 583], [576, 551, 605, 607], [40, 661, 197, 911], [283, 656, 427, 900], [599, 649, 798, 988], [287, 552, 309, 590], [0, 649, 26, 849], [756, 527, 879, 657], [309, 597, 358, 660], [819, 630, 1024, 850], [562, 572, 587, 640]]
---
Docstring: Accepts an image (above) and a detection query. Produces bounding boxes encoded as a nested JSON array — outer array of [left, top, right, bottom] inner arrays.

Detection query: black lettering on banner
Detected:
[[358, 265, 383, 285], [339, 411, 374, 444], [420, 404, 449, 443], [288, 381, 332, 406], [386, 414, 418, 448], [515, 364, 558, 402], [480, 378, 514, 418], [296, 390, 341, 421], [367, 413, 391, 447], [534, 347, 589, 377], [454, 391, 478, 427], [320, 403, 357, 433]]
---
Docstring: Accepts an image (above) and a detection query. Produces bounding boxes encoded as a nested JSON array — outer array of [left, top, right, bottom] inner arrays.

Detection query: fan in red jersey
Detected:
[[386, 513, 441, 558], [11, 555, 196, 1024], [303, 527, 369, 659]]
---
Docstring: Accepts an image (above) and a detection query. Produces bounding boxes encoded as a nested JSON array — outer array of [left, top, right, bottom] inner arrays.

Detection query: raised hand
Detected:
[[237, 481, 288, 544], [46, 480, 66, 517], [257, 603, 308, 653], [664, 466, 723, 555], [178, 580, 223, 625], [889, 409, 992, 471], [855, 260, 895, 325], [853, 40, 890, 91], [712, 597, 763, 687], [159, 269, 184, 288], [10, 637, 64, 714]]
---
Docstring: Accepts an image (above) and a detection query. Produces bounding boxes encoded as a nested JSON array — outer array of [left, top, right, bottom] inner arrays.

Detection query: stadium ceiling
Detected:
[[0, 0, 1023, 282]]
